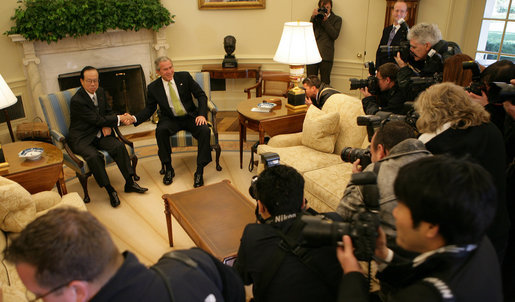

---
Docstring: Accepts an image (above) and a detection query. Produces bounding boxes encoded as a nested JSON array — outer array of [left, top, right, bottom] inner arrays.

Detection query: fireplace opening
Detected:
[[58, 65, 147, 115]]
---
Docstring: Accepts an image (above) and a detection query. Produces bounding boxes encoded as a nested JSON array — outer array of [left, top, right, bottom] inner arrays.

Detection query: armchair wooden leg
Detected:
[[131, 155, 140, 181], [77, 172, 91, 204], [214, 143, 222, 171]]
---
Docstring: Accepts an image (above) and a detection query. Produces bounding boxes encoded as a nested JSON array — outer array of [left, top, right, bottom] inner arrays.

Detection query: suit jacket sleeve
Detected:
[[185, 72, 208, 118], [70, 88, 118, 129], [322, 15, 342, 41], [134, 82, 159, 126]]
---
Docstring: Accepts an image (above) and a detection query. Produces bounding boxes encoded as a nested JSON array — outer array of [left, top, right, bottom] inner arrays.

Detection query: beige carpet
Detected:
[[64, 133, 259, 266]]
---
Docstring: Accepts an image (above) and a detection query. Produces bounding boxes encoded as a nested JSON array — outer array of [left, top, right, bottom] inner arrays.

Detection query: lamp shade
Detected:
[[273, 21, 322, 65], [0, 74, 17, 110]]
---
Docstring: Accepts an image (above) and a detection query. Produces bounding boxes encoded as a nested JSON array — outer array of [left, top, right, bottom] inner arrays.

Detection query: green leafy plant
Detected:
[[5, 0, 175, 43]]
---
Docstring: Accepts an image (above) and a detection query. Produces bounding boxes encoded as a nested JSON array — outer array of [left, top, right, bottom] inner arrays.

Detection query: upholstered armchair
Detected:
[[158, 71, 222, 174], [39, 87, 139, 203], [244, 71, 292, 99]]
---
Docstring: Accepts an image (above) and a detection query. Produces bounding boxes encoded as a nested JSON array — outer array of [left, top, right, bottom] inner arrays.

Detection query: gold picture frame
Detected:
[[198, 0, 265, 10]]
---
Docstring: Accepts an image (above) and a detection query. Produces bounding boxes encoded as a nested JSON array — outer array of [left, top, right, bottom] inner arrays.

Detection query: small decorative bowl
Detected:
[[257, 102, 277, 110], [18, 148, 44, 161]]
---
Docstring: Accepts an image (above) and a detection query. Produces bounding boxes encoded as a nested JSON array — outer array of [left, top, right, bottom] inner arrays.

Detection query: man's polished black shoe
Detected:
[[193, 172, 204, 188], [109, 191, 121, 208], [163, 169, 175, 185], [124, 182, 148, 193]]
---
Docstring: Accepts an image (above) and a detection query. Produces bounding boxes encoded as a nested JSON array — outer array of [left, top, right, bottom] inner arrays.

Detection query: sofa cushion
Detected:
[[322, 94, 367, 154], [0, 177, 36, 233], [303, 163, 355, 211], [257, 144, 342, 173], [301, 105, 339, 153]]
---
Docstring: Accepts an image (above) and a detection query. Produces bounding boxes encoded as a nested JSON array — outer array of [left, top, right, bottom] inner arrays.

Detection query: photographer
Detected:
[[361, 63, 409, 115], [336, 121, 429, 251], [234, 165, 342, 302], [5, 207, 245, 302], [302, 75, 341, 109], [338, 156, 503, 302], [416, 82, 509, 263], [395, 23, 458, 101], [307, 0, 342, 85], [375, 1, 409, 68], [468, 60, 515, 134]]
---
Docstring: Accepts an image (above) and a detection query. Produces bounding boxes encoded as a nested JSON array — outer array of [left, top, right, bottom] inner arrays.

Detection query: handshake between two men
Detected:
[[118, 113, 208, 126]]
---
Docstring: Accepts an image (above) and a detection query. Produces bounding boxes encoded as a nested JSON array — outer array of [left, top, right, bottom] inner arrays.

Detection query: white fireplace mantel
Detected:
[[10, 28, 169, 119]]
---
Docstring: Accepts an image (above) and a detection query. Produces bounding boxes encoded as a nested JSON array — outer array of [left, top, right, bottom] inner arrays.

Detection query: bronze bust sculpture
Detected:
[[222, 35, 238, 68]]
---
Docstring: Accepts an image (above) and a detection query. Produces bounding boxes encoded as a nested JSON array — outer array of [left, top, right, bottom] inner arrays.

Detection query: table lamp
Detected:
[[273, 21, 322, 110], [0, 74, 18, 142]]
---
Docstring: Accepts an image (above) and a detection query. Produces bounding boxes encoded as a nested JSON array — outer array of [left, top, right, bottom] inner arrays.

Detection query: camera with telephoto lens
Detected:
[[341, 147, 372, 170], [379, 40, 411, 62], [488, 82, 515, 105], [409, 73, 442, 93], [349, 76, 380, 95], [301, 171, 380, 261], [356, 110, 416, 142], [462, 61, 483, 96]]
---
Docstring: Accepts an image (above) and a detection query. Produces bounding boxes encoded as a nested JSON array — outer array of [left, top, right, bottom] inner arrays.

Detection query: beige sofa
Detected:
[[257, 93, 368, 212], [0, 176, 87, 301]]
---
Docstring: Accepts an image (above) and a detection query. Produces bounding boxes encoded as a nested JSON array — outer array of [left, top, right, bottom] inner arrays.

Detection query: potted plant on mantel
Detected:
[[4, 0, 175, 43]]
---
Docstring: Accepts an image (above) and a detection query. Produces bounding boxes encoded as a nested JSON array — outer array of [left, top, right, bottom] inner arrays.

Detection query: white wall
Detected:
[[0, 0, 486, 142]]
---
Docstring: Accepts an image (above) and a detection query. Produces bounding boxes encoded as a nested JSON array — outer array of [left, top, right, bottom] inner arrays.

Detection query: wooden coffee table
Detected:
[[237, 97, 306, 168], [162, 179, 255, 262], [0, 141, 67, 195]]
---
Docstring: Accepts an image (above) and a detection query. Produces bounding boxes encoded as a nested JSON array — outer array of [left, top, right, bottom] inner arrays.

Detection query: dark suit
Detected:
[[307, 13, 342, 85], [375, 24, 409, 67], [135, 72, 211, 168], [68, 87, 133, 187]]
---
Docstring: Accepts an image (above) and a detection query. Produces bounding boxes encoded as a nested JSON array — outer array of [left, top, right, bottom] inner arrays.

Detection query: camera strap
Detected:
[[254, 215, 334, 301]]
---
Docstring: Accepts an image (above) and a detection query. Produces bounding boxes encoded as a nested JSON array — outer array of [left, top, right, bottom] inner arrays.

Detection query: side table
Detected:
[[201, 64, 261, 82], [0, 141, 67, 195], [237, 97, 306, 169]]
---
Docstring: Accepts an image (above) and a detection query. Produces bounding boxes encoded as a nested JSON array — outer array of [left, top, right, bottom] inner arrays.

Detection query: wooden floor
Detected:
[[64, 114, 260, 266]]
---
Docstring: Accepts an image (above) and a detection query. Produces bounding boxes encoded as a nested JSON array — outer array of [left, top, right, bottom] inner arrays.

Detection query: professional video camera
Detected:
[[488, 82, 515, 105], [314, 6, 328, 22], [462, 61, 483, 96], [350, 62, 379, 95], [301, 171, 380, 261]]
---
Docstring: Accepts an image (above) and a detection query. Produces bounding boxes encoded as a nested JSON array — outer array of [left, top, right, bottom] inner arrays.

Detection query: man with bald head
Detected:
[[375, 1, 409, 67]]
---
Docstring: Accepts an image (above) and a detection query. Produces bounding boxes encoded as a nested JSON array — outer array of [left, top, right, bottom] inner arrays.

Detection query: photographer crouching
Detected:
[[361, 63, 410, 115], [337, 121, 429, 254], [338, 156, 503, 302], [234, 165, 342, 302]]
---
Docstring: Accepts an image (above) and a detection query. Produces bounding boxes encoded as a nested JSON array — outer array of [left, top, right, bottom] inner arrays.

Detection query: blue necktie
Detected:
[[387, 27, 396, 46]]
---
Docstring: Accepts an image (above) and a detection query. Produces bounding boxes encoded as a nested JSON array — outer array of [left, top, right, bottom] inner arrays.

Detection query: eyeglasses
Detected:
[[85, 79, 99, 84], [26, 281, 71, 302]]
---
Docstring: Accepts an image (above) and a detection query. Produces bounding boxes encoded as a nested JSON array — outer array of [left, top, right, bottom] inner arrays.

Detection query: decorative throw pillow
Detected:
[[301, 105, 339, 153]]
